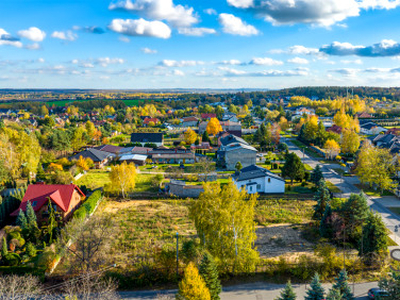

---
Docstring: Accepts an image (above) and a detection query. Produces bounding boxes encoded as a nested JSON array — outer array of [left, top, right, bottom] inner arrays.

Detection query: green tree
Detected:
[[202, 131, 211, 143], [177, 262, 211, 300], [16, 209, 28, 230], [340, 193, 369, 243], [1, 237, 8, 258], [235, 161, 242, 172], [190, 180, 259, 273], [361, 211, 388, 258], [282, 153, 305, 184], [319, 203, 334, 239], [310, 165, 324, 186], [326, 288, 342, 300], [379, 271, 400, 299], [26, 201, 37, 229], [313, 180, 331, 221], [305, 273, 325, 300], [26, 242, 37, 258], [47, 200, 57, 244], [332, 269, 354, 300], [199, 252, 222, 300], [277, 281, 297, 300]]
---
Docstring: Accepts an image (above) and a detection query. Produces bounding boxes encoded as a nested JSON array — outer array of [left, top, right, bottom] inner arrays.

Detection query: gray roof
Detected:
[[131, 132, 163, 143], [232, 165, 285, 182], [222, 143, 257, 152], [119, 154, 148, 162], [220, 134, 248, 146], [70, 148, 114, 163]]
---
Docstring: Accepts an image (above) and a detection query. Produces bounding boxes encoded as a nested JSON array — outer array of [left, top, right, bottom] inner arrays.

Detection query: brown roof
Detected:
[[183, 116, 199, 122], [357, 112, 373, 118]]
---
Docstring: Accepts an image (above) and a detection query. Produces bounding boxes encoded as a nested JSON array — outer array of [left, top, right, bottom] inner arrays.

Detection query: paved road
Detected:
[[286, 139, 400, 243], [119, 281, 377, 299]]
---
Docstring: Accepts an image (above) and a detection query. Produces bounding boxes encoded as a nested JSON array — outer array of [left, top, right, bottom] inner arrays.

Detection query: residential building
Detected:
[[10, 184, 85, 222], [232, 165, 285, 194], [201, 113, 216, 120], [93, 144, 124, 155], [198, 120, 242, 136], [360, 122, 387, 135], [131, 132, 163, 147], [148, 147, 196, 164], [143, 117, 160, 126], [181, 116, 199, 127], [69, 148, 115, 168], [118, 154, 148, 166], [217, 135, 257, 170]]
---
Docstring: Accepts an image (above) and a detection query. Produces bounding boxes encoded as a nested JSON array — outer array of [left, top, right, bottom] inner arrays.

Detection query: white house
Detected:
[[232, 165, 285, 194], [360, 122, 387, 135]]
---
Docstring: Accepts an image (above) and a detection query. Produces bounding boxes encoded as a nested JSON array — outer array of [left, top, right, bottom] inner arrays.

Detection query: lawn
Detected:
[[326, 181, 342, 193], [285, 181, 314, 194], [354, 183, 394, 197]]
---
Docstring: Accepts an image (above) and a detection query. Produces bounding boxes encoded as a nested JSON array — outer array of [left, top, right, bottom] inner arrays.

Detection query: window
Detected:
[[268, 178, 271, 183], [32, 201, 37, 207], [249, 186, 253, 192], [257, 184, 261, 190]]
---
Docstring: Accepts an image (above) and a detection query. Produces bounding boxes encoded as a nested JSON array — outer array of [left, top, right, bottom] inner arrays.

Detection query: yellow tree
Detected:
[[76, 156, 89, 171], [324, 139, 340, 160], [109, 162, 137, 198], [184, 128, 198, 145], [176, 262, 211, 300], [279, 116, 289, 131], [206, 118, 222, 136], [85, 121, 96, 140], [341, 129, 360, 155], [333, 107, 350, 129]]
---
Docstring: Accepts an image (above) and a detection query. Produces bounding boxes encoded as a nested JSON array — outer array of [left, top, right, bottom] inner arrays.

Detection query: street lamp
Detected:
[[176, 232, 179, 277]]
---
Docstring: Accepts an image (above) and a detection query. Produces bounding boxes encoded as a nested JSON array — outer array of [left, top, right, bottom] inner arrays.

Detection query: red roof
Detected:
[[10, 184, 85, 217], [183, 116, 199, 122], [327, 125, 342, 134], [201, 113, 216, 119], [143, 117, 159, 125], [357, 112, 373, 119]]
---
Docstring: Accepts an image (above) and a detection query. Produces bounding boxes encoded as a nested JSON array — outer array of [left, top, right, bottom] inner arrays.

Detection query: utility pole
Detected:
[[176, 232, 179, 277]]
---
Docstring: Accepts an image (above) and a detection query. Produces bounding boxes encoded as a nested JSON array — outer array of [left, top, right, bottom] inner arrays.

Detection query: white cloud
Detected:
[[329, 68, 359, 76], [219, 66, 309, 77], [204, 8, 217, 15], [250, 57, 283, 65], [341, 59, 363, 64], [288, 57, 309, 64], [18, 27, 46, 42], [141, 47, 157, 54], [173, 69, 185, 76], [96, 57, 125, 67], [160, 60, 204, 67], [38, 58, 45, 63], [218, 66, 247, 75], [109, 0, 198, 28], [287, 45, 320, 55], [177, 27, 216, 36], [218, 13, 259, 36], [51, 30, 77, 41], [320, 39, 400, 57], [0, 29, 22, 48], [219, 59, 242, 65], [108, 19, 171, 39], [119, 36, 130, 43], [358, 0, 400, 9], [227, 0, 254, 8], [25, 43, 40, 50]]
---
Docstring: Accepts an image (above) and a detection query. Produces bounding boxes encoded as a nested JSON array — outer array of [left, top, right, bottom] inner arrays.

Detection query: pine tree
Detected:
[[26, 201, 38, 229], [47, 200, 57, 244], [16, 209, 28, 230], [199, 252, 222, 300], [326, 288, 342, 300], [320, 203, 334, 238], [277, 281, 297, 300], [176, 262, 211, 300], [332, 269, 354, 300], [1, 237, 8, 258], [282, 152, 305, 184], [313, 180, 331, 221], [361, 211, 388, 258], [305, 273, 325, 300], [311, 165, 324, 186]]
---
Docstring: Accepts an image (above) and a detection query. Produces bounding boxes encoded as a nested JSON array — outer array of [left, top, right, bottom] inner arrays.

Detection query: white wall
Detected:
[[234, 176, 285, 194]]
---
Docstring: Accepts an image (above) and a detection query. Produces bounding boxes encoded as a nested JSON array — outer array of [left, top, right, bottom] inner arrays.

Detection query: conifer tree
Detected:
[[1, 237, 8, 258], [26, 201, 38, 229], [16, 209, 28, 230], [326, 288, 342, 300], [361, 211, 388, 258], [313, 180, 331, 221], [277, 281, 297, 300], [47, 200, 57, 244], [305, 273, 325, 300], [199, 252, 222, 300], [176, 262, 211, 300], [311, 165, 324, 186], [319, 203, 334, 238], [332, 270, 354, 300]]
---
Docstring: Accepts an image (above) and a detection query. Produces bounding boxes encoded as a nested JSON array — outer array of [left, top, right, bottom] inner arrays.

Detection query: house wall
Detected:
[[234, 176, 285, 194], [63, 189, 84, 220], [224, 149, 256, 170], [137, 142, 163, 147], [166, 182, 204, 198]]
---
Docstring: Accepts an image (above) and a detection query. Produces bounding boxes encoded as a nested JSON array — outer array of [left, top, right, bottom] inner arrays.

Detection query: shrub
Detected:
[[3, 253, 21, 266], [73, 190, 103, 220]]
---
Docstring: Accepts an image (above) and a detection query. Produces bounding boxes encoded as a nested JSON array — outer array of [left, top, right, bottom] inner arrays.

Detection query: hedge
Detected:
[[73, 190, 102, 220], [0, 266, 46, 281]]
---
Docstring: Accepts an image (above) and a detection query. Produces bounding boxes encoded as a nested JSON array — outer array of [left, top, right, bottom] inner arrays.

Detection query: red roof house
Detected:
[[357, 112, 373, 119], [143, 117, 160, 126], [201, 113, 216, 120], [326, 125, 343, 135], [11, 184, 85, 221]]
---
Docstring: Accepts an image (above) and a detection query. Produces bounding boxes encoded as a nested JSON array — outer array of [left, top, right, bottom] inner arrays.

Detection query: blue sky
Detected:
[[1, 0, 400, 89]]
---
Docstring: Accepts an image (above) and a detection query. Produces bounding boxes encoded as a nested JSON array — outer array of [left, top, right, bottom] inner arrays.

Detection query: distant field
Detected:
[[45, 99, 143, 107]]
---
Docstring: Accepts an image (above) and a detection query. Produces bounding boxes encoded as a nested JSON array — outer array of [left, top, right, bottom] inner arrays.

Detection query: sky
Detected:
[[2, 0, 400, 89]]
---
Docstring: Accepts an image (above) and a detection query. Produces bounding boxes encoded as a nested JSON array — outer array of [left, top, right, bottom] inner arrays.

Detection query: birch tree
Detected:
[[109, 162, 137, 198]]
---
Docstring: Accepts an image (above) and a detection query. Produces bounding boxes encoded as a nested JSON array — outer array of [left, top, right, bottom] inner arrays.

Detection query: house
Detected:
[[198, 120, 242, 136], [369, 133, 400, 148], [232, 165, 285, 194], [69, 148, 115, 168], [148, 147, 196, 164], [201, 113, 216, 120], [119, 154, 148, 166], [219, 134, 248, 147], [10, 184, 85, 222], [94, 144, 124, 155], [182, 116, 199, 127], [131, 133, 163, 147], [222, 113, 238, 123], [217, 136, 257, 170], [326, 125, 343, 135], [294, 107, 315, 117], [360, 122, 387, 135], [357, 112, 373, 119], [386, 128, 400, 136], [143, 117, 160, 126]]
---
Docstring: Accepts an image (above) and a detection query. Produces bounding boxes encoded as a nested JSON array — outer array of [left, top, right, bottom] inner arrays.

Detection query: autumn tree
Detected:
[[109, 161, 137, 198], [190, 180, 259, 273], [184, 128, 198, 145], [324, 139, 340, 160], [340, 129, 360, 155], [279, 116, 289, 131], [176, 262, 211, 300], [206, 118, 222, 136]]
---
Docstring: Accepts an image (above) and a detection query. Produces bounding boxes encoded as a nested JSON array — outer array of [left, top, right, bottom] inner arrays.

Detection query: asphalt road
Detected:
[[119, 281, 377, 299]]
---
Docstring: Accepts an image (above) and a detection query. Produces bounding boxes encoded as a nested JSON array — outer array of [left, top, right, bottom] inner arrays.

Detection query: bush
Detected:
[[3, 253, 21, 266], [73, 190, 103, 220]]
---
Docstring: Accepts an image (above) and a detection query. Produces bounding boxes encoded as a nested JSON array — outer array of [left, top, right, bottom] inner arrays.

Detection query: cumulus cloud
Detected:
[[18, 27, 46, 42], [173, 69, 185, 76], [227, 0, 254, 8], [320, 39, 400, 57], [108, 19, 171, 39], [218, 66, 247, 75], [141, 47, 157, 54], [159, 60, 204, 67], [220, 66, 309, 77], [177, 27, 216, 36], [288, 57, 309, 64], [219, 59, 242, 65], [24, 43, 40, 50], [329, 68, 359, 76], [96, 57, 125, 67], [218, 13, 259, 36], [250, 57, 283, 66], [204, 8, 217, 15], [341, 59, 363, 64], [358, 0, 400, 10], [51, 30, 77, 41], [109, 0, 198, 28], [0, 29, 22, 47]]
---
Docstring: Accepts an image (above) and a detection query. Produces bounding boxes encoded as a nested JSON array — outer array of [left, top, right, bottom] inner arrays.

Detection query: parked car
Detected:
[[368, 288, 388, 299]]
